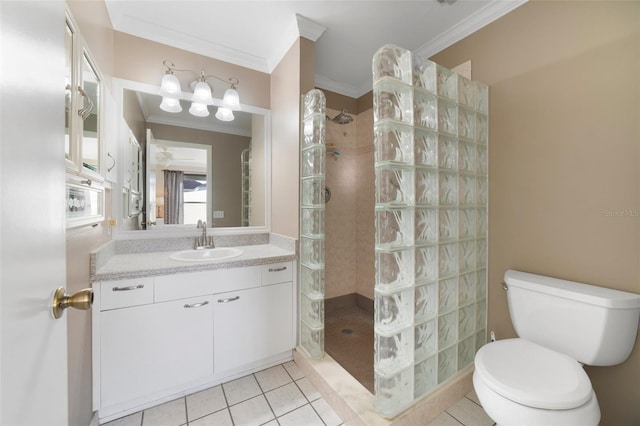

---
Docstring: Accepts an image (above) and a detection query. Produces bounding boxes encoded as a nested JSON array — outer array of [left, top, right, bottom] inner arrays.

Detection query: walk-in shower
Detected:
[[326, 108, 354, 125], [299, 43, 488, 419]]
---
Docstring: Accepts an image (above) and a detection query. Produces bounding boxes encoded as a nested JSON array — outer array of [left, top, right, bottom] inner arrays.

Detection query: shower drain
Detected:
[[341, 328, 354, 334]]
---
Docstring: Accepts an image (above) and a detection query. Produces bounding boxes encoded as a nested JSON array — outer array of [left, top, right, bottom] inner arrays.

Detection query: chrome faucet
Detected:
[[194, 220, 215, 249]]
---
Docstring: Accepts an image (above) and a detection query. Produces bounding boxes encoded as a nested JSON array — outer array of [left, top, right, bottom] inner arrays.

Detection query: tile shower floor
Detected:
[[102, 359, 494, 426], [325, 305, 375, 393]]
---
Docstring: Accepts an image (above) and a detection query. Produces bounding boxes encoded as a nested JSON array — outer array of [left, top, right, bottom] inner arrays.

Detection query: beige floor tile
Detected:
[[466, 390, 482, 406], [426, 411, 464, 426], [278, 404, 325, 426], [255, 364, 293, 392], [188, 408, 233, 426], [228, 395, 274, 426], [311, 398, 343, 426], [222, 374, 262, 406], [142, 398, 186, 426], [447, 397, 495, 426], [186, 385, 227, 421], [102, 412, 142, 426], [264, 382, 307, 417]]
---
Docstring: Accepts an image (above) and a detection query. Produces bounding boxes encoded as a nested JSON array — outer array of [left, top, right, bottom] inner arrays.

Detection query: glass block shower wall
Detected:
[[299, 89, 327, 359], [372, 45, 488, 417], [241, 148, 251, 226]]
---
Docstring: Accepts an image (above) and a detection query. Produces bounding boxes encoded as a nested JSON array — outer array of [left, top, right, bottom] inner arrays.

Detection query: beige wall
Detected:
[[122, 89, 146, 143], [270, 37, 315, 238], [432, 1, 640, 425], [65, 1, 114, 425], [113, 32, 270, 110], [67, 0, 113, 88]]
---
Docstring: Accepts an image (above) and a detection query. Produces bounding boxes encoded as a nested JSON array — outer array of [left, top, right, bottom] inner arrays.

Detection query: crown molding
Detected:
[[414, 0, 528, 58], [314, 74, 363, 99], [112, 12, 270, 73], [296, 14, 327, 42]]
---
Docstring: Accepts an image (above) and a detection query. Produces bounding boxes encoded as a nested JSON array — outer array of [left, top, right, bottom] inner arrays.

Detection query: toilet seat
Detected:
[[475, 338, 593, 410]]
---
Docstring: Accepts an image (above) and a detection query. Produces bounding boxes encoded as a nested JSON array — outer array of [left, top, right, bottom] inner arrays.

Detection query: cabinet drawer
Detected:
[[154, 266, 262, 302], [262, 261, 293, 285], [99, 277, 154, 310]]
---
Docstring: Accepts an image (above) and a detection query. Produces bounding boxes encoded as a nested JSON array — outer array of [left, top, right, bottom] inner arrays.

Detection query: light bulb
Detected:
[[189, 102, 209, 117], [192, 80, 212, 104], [222, 87, 240, 111], [215, 107, 234, 122], [159, 97, 182, 113], [160, 73, 181, 97]]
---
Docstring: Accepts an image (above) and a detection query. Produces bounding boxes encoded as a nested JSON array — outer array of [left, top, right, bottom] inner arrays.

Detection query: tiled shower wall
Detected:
[[324, 107, 377, 302], [355, 109, 375, 301], [324, 107, 358, 299]]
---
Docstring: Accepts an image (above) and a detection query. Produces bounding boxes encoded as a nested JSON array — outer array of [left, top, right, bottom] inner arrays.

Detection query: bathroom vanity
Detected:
[[90, 237, 296, 423]]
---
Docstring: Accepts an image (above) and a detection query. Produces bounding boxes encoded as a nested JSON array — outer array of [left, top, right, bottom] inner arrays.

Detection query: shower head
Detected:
[[327, 109, 353, 125]]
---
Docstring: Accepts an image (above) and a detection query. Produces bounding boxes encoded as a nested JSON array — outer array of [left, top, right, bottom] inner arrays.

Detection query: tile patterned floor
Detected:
[[102, 362, 343, 426], [102, 360, 495, 426], [426, 390, 496, 426]]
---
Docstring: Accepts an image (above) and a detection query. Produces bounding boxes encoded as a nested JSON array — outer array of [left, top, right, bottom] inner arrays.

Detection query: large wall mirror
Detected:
[[112, 79, 270, 236]]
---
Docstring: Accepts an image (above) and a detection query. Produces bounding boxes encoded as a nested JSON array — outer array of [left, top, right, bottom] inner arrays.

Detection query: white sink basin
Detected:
[[170, 247, 243, 262]]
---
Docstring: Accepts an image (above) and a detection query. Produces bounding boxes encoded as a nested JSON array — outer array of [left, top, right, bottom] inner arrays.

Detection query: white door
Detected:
[[1, 2, 69, 424], [146, 129, 158, 227]]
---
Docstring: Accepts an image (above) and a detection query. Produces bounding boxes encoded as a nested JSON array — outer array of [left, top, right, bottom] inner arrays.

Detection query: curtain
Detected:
[[164, 170, 184, 224]]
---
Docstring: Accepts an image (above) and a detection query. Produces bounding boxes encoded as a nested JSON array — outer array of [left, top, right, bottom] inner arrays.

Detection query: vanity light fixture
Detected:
[[159, 60, 241, 120]]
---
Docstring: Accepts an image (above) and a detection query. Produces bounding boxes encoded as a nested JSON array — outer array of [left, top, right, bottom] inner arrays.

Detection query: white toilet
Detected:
[[473, 270, 640, 426]]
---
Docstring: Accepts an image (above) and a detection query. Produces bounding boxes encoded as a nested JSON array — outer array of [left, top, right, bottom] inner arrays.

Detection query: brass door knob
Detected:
[[51, 287, 93, 319]]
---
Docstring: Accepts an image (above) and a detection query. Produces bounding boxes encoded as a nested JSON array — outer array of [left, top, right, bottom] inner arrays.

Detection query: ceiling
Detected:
[[105, 0, 526, 99]]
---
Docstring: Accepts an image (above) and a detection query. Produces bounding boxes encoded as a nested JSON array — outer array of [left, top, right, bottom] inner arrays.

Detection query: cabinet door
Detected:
[[100, 296, 213, 409], [214, 282, 294, 374], [79, 50, 102, 176]]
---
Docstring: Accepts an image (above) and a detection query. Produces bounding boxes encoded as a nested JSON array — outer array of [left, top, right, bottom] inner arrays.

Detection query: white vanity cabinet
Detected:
[[100, 295, 214, 409], [93, 260, 296, 422], [214, 282, 293, 372]]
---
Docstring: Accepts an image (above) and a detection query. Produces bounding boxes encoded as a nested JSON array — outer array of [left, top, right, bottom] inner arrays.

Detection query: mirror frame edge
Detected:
[[111, 77, 272, 239]]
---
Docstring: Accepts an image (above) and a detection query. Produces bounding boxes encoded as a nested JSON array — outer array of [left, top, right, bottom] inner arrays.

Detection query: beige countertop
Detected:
[[92, 243, 296, 282]]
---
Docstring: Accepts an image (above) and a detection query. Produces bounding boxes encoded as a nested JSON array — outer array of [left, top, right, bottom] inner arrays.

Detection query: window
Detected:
[[183, 174, 207, 224]]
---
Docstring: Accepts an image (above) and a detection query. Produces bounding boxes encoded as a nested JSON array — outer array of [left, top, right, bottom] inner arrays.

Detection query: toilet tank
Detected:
[[504, 270, 640, 366]]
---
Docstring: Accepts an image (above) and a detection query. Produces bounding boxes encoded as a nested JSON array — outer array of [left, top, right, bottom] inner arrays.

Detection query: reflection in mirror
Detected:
[[150, 140, 212, 226], [117, 81, 268, 233]]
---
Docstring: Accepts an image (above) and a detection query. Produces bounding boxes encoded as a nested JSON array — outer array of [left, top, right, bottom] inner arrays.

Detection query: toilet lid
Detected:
[[474, 338, 593, 410]]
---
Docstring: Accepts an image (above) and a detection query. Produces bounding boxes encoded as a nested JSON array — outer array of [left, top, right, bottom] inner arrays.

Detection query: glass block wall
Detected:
[[372, 45, 488, 417], [241, 148, 251, 226], [299, 89, 327, 358]]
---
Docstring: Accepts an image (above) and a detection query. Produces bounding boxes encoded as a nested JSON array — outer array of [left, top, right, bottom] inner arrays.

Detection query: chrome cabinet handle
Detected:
[[218, 296, 240, 303], [107, 152, 116, 172], [112, 284, 144, 292], [268, 266, 287, 272], [184, 301, 209, 309], [77, 86, 94, 120]]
